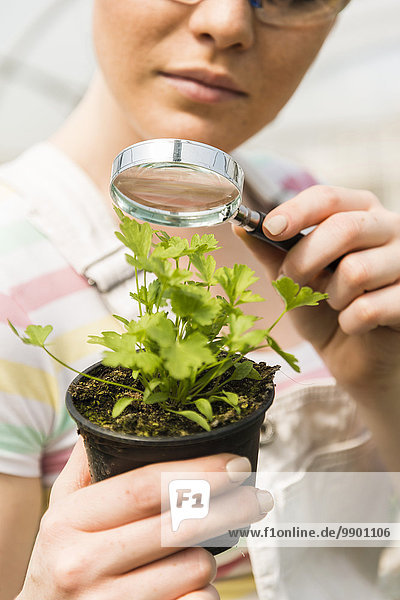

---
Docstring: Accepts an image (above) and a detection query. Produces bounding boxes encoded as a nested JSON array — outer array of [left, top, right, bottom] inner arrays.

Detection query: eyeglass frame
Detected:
[[170, 0, 351, 28]]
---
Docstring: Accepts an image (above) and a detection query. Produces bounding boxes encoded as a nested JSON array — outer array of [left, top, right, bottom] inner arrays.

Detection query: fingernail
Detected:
[[256, 489, 274, 514], [264, 215, 288, 236], [226, 456, 252, 483], [210, 559, 218, 583]]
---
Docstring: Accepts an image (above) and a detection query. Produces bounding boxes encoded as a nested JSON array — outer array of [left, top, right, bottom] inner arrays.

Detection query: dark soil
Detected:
[[70, 359, 279, 437]]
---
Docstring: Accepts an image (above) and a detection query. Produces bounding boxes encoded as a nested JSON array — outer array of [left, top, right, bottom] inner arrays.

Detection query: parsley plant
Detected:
[[10, 210, 328, 431]]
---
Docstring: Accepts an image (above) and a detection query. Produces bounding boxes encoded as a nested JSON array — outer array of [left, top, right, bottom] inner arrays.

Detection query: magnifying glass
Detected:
[[110, 139, 338, 271]]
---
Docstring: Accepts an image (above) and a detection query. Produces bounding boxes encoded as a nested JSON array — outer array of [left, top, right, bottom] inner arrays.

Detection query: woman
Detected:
[[1, 1, 399, 599]]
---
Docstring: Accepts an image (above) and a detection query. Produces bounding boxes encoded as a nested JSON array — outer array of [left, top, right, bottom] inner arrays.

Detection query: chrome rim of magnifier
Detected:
[[110, 139, 245, 227]]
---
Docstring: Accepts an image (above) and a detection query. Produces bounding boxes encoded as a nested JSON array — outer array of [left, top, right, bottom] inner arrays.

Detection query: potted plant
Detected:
[[10, 208, 327, 553]]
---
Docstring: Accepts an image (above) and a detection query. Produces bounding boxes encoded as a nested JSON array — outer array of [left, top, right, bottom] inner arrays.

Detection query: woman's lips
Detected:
[[159, 72, 247, 104]]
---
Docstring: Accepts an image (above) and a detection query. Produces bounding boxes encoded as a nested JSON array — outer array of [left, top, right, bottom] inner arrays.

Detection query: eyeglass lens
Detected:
[[173, 0, 349, 26]]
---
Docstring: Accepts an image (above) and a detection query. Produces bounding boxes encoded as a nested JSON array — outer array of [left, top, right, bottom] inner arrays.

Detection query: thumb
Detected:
[[49, 436, 91, 505], [232, 224, 285, 280]]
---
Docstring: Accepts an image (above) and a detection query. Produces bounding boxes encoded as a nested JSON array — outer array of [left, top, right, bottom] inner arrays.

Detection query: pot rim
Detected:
[[65, 361, 275, 446]]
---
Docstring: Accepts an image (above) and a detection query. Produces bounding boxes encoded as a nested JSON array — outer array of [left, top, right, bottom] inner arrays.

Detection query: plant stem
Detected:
[[266, 309, 287, 334], [188, 354, 236, 397], [175, 315, 181, 340], [143, 270, 149, 311], [43, 347, 142, 394], [135, 264, 143, 317]]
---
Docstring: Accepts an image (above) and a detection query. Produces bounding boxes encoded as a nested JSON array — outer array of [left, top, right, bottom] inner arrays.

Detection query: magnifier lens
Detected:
[[110, 140, 242, 227], [113, 163, 238, 212], [110, 139, 339, 272]]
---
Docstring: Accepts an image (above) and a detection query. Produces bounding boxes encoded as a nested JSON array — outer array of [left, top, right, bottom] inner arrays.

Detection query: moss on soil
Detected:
[[70, 359, 279, 437]]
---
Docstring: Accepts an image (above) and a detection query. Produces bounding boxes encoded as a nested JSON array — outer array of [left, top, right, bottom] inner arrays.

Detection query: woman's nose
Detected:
[[188, 0, 255, 51]]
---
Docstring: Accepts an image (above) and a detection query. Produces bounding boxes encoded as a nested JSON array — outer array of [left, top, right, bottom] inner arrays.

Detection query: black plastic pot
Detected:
[[66, 361, 275, 555]]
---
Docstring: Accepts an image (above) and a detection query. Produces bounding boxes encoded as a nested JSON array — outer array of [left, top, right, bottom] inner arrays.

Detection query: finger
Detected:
[[92, 485, 273, 575], [49, 436, 91, 505], [279, 210, 394, 284], [338, 281, 400, 335], [64, 453, 253, 531], [262, 185, 381, 241], [326, 242, 400, 312], [178, 585, 220, 600], [99, 547, 217, 600]]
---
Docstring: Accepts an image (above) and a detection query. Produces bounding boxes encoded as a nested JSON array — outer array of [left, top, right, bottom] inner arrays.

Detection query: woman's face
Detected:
[[93, 0, 334, 151]]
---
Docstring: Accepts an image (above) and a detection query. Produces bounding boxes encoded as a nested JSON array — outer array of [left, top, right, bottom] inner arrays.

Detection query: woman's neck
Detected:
[[50, 72, 141, 200]]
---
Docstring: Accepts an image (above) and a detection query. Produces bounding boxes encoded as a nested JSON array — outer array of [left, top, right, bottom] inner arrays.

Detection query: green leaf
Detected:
[[290, 286, 329, 309], [113, 206, 126, 222], [129, 286, 149, 308], [215, 264, 259, 305], [272, 276, 328, 311], [232, 264, 259, 299], [143, 391, 169, 405], [26, 324, 53, 346], [266, 334, 300, 372], [228, 313, 258, 337], [11, 324, 54, 347], [190, 233, 220, 254], [115, 217, 153, 259], [152, 236, 189, 259], [191, 254, 216, 286], [194, 398, 213, 420], [154, 229, 171, 243], [146, 314, 176, 348], [126, 313, 173, 345], [134, 350, 162, 374], [161, 332, 214, 380], [130, 280, 166, 310], [147, 279, 166, 307], [143, 379, 161, 401], [223, 314, 265, 353], [102, 336, 161, 375], [168, 285, 220, 327], [191, 358, 234, 392], [271, 276, 298, 310], [247, 367, 262, 380], [126, 254, 168, 279], [113, 314, 130, 327], [88, 331, 123, 350], [223, 391, 239, 405], [102, 348, 137, 369], [8, 320, 20, 337], [190, 297, 229, 340], [226, 330, 266, 354], [236, 290, 265, 305], [231, 360, 254, 381], [112, 396, 134, 418], [167, 409, 211, 432], [228, 314, 257, 339], [126, 254, 191, 287], [168, 268, 193, 287], [211, 392, 240, 414]]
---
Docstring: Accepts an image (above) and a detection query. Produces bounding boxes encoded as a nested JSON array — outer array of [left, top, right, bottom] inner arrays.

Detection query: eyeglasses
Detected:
[[170, 0, 351, 28]]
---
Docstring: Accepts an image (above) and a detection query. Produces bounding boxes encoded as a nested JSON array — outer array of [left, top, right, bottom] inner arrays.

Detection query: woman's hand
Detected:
[[234, 185, 400, 402], [17, 437, 273, 600]]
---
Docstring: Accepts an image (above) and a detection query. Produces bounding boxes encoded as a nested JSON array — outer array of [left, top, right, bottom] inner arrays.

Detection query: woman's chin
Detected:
[[135, 120, 245, 151]]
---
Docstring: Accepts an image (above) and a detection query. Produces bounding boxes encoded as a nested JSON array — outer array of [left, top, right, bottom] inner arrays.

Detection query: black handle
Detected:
[[247, 211, 341, 273]]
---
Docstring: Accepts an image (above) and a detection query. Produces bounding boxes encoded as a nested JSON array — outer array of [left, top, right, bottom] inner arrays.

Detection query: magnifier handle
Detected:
[[247, 211, 340, 273]]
